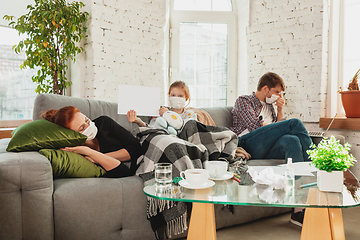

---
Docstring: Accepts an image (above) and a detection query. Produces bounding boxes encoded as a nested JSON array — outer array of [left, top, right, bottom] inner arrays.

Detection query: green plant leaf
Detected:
[[3, 0, 89, 94], [307, 136, 357, 172]]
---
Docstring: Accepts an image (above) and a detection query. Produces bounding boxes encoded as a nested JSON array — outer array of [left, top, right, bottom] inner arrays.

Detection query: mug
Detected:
[[180, 169, 209, 186], [205, 161, 228, 179]]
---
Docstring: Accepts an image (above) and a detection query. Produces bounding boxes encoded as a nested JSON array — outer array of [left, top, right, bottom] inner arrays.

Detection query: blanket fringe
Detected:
[[166, 211, 188, 237], [147, 197, 175, 218], [147, 197, 188, 239]]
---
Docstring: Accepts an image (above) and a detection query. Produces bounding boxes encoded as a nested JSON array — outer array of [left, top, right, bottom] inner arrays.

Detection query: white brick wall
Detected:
[[80, 0, 167, 102], [247, 0, 324, 122], [73, 0, 360, 177], [245, 0, 360, 177]]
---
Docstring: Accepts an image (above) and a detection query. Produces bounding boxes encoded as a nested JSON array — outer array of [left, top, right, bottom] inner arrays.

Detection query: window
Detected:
[[170, 0, 236, 107], [0, 25, 38, 121], [340, 0, 360, 90], [327, 0, 360, 117]]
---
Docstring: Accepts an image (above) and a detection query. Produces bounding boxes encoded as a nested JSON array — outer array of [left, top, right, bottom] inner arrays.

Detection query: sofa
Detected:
[[0, 93, 293, 240]]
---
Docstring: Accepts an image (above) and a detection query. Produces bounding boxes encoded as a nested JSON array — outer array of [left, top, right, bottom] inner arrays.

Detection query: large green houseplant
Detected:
[[339, 68, 360, 117], [3, 0, 89, 94], [307, 136, 356, 192]]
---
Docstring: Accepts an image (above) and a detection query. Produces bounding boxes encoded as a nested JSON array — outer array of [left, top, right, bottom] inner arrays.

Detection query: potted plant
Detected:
[[307, 136, 357, 192], [339, 68, 360, 118], [3, 0, 89, 95]]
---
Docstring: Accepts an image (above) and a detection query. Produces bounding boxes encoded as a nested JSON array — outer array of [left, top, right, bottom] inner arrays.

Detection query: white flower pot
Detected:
[[317, 170, 344, 192]]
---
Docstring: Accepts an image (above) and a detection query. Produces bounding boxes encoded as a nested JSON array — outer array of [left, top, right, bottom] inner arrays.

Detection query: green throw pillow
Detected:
[[6, 119, 87, 152], [40, 149, 106, 178]]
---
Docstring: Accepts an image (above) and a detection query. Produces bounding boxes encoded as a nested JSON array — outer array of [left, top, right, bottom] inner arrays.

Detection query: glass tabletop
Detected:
[[143, 169, 360, 208]]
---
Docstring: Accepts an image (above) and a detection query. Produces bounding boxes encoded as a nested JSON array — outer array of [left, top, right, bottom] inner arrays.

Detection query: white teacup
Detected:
[[205, 161, 228, 179], [180, 169, 209, 186]]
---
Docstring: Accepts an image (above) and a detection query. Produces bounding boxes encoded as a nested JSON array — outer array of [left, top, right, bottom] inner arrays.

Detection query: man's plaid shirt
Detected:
[[231, 92, 276, 136]]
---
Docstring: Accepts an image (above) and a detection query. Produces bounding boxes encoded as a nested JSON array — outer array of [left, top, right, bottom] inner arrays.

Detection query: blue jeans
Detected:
[[238, 119, 312, 163]]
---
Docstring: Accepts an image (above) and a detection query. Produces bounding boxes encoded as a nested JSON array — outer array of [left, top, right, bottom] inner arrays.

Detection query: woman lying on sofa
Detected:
[[41, 106, 143, 178]]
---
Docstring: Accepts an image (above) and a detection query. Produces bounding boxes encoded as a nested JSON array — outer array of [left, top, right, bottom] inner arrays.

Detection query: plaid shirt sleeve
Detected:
[[231, 94, 263, 135]]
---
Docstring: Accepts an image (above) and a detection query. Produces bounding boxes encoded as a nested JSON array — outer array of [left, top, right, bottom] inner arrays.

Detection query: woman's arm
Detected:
[[100, 116, 144, 162], [62, 146, 121, 171], [105, 149, 131, 162]]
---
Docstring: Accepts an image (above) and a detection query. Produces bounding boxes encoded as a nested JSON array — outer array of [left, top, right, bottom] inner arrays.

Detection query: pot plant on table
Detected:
[[307, 136, 357, 192], [338, 68, 360, 118], [3, 0, 89, 95]]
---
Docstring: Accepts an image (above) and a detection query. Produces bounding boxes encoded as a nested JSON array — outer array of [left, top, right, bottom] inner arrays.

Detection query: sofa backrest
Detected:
[[33, 94, 234, 130], [33, 94, 151, 132], [201, 106, 233, 128]]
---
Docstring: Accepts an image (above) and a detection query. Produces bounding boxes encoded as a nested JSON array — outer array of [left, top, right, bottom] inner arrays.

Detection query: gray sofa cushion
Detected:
[[0, 138, 54, 240], [53, 177, 155, 240]]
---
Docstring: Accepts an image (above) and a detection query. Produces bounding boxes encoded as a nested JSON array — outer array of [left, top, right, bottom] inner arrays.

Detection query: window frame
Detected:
[[326, 0, 360, 118], [0, 24, 36, 126], [321, 0, 360, 130], [169, 0, 237, 107]]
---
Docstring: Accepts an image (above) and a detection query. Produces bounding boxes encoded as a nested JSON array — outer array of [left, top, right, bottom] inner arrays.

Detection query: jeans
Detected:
[[238, 119, 312, 163]]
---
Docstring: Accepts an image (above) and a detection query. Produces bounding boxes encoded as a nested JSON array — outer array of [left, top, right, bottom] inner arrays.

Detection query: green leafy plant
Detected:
[[3, 0, 89, 94], [307, 136, 356, 172]]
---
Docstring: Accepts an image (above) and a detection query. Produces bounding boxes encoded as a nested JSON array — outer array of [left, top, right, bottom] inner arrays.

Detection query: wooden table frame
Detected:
[[301, 188, 345, 240], [186, 188, 347, 240]]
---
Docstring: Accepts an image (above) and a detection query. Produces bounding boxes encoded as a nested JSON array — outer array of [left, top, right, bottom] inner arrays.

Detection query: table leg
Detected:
[[329, 208, 345, 240], [301, 208, 345, 240], [187, 202, 216, 240]]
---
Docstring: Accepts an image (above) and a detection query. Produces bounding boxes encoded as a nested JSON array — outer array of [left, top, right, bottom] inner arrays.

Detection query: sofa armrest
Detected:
[[0, 142, 54, 240]]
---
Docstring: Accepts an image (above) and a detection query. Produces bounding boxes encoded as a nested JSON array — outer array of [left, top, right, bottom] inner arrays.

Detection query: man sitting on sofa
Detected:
[[231, 71, 313, 227]]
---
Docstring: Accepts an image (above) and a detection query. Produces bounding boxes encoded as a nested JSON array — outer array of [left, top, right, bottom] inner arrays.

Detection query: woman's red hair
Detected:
[[40, 106, 81, 129]]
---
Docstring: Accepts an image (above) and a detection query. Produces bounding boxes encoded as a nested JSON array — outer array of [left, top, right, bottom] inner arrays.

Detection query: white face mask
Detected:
[[265, 91, 280, 104], [82, 120, 98, 141], [169, 97, 186, 109]]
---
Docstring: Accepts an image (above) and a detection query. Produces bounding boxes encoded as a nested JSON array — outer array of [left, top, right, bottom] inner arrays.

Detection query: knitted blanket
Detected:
[[132, 119, 238, 239]]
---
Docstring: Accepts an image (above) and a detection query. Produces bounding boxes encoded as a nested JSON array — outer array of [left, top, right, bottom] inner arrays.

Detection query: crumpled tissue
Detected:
[[247, 167, 287, 189], [248, 184, 286, 204]]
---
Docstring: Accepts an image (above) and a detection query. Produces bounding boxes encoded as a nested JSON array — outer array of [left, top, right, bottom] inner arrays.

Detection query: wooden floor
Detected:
[[215, 206, 360, 240]]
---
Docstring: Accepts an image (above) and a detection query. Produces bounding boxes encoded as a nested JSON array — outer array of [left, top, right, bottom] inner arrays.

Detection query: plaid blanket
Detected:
[[132, 119, 238, 239]]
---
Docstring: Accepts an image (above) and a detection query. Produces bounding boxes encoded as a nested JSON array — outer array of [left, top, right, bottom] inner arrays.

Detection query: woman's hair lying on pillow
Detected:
[[41, 106, 80, 129]]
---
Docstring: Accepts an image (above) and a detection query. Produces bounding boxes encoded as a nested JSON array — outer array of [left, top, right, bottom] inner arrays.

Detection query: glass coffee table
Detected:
[[143, 169, 360, 240]]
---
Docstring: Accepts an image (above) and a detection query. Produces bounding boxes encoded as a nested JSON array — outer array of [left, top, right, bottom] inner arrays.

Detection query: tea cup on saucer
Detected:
[[205, 161, 228, 179], [180, 169, 209, 186]]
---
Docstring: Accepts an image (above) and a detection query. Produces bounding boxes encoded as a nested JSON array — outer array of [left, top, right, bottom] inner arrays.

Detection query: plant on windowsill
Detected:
[[338, 68, 360, 118], [3, 0, 89, 95], [307, 136, 357, 192]]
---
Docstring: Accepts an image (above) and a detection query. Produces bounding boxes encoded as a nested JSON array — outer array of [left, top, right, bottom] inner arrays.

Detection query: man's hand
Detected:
[[275, 94, 285, 110], [275, 94, 285, 121], [235, 147, 251, 160]]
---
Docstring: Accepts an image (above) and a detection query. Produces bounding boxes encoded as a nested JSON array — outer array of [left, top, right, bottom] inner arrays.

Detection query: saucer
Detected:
[[209, 172, 234, 181], [179, 179, 215, 189]]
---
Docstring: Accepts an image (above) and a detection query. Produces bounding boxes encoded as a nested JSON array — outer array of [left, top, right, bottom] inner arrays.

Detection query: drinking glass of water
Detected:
[[154, 163, 172, 186]]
